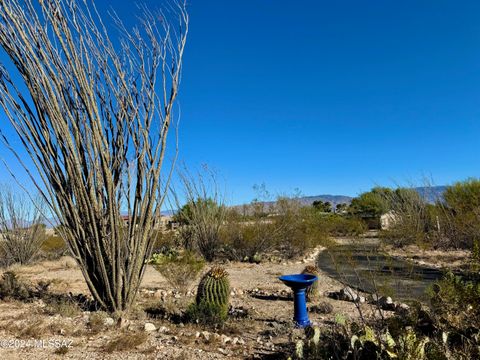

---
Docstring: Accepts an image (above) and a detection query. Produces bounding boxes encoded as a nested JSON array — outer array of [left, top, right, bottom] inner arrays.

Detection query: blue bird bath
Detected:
[[279, 274, 318, 328]]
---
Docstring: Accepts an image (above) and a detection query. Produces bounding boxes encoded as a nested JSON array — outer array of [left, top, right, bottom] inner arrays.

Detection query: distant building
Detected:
[[120, 214, 177, 230]]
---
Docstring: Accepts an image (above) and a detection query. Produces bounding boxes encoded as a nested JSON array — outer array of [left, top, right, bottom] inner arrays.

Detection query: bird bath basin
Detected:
[[279, 274, 318, 328]]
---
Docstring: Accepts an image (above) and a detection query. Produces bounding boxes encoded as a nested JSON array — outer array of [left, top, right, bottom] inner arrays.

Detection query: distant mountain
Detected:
[[39, 187, 447, 228], [230, 186, 448, 214]]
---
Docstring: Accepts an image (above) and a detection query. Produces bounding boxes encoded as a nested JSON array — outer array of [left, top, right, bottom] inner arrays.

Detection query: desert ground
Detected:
[[0, 244, 378, 360]]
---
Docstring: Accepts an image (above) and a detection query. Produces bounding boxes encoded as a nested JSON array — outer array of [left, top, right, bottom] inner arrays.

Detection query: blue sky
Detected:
[[1, 0, 479, 205]]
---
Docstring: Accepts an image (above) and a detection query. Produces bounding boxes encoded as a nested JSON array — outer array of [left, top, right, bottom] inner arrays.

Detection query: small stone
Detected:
[[103, 317, 115, 326], [378, 296, 395, 311], [340, 287, 359, 302], [395, 303, 410, 316], [144, 322, 156, 332], [221, 335, 232, 344], [158, 326, 169, 333], [201, 331, 211, 341], [153, 290, 163, 298], [195, 331, 201, 338]]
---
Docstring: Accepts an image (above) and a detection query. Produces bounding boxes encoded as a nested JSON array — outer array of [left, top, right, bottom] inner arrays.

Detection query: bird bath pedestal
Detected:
[[279, 274, 318, 328]]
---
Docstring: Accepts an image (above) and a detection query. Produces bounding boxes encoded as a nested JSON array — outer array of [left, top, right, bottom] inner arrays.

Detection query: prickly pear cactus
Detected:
[[302, 265, 320, 301], [196, 266, 230, 310]]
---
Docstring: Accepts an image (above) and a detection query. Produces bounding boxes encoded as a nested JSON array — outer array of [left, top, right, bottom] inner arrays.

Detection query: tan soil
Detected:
[[0, 247, 374, 360], [381, 244, 472, 271]]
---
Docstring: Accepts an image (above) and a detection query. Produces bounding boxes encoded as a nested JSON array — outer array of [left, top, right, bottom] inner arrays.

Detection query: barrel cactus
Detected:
[[301, 265, 320, 301], [196, 266, 230, 315]]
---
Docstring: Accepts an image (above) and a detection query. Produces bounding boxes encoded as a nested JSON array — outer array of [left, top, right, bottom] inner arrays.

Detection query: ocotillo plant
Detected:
[[0, 0, 189, 312]]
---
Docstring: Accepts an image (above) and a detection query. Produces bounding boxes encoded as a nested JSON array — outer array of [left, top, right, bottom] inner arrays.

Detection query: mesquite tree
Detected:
[[0, 0, 188, 312]]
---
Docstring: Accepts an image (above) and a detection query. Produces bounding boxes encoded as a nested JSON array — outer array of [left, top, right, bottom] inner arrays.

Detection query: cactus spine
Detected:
[[196, 266, 230, 310], [302, 265, 320, 301]]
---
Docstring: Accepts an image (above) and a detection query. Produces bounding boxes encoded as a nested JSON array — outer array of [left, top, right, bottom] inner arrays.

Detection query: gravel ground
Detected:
[[0, 246, 374, 359]]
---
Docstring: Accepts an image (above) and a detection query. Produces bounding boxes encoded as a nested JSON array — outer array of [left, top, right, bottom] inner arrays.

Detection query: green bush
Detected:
[[41, 235, 69, 258], [321, 214, 367, 237], [439, 178, 480, 249], [149, 250, 205, 294]]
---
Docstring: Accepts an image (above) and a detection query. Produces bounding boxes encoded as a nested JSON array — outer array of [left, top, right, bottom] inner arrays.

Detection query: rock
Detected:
[[158, 326, 169, 333], [195, 331, 201, 338], [340, 287, 360, 302], [395, 303, 410, 317], [377, 296, 395, 311], [144, 322, 156, 332], [103, 317, 115, 326], [221, 335, 232, 344], [201, 331, 211, 341], [153, 290, 163, 298]]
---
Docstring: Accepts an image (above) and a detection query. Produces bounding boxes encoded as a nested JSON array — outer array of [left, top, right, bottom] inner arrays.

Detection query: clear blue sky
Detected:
[[1, 0, 479, 205]]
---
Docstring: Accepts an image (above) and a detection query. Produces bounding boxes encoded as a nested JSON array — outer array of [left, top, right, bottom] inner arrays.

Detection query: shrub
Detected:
[[103, 332, 148, 353], [380, 188, 436, 248], [149, 250, 205, 294], [220, 220, 279, 262], [44, 298, 81, 317], [41, 235, 68, 259], [0, 271, 31, 300], [0, 188, 46, 265], [87, 311, 110, 334], [174, 168, 227, 261], [439, 178, 480, 249], [321, 215, 367, 237]]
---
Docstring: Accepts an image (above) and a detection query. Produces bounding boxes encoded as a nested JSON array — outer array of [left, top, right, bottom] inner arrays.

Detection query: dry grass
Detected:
[[87, 311, 108, 334], [44, 298, 81, 317], [103, 331, 149, 353], [54, 345, 70, 355], [3, 318, 46, 338]]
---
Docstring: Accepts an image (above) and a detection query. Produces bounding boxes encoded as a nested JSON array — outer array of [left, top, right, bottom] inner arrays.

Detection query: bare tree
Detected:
[[0, 186, 46, 266], [0, 0, 188, 312]]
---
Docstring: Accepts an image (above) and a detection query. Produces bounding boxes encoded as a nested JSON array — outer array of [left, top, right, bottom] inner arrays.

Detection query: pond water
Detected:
[[316, 243, 447, 302]]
